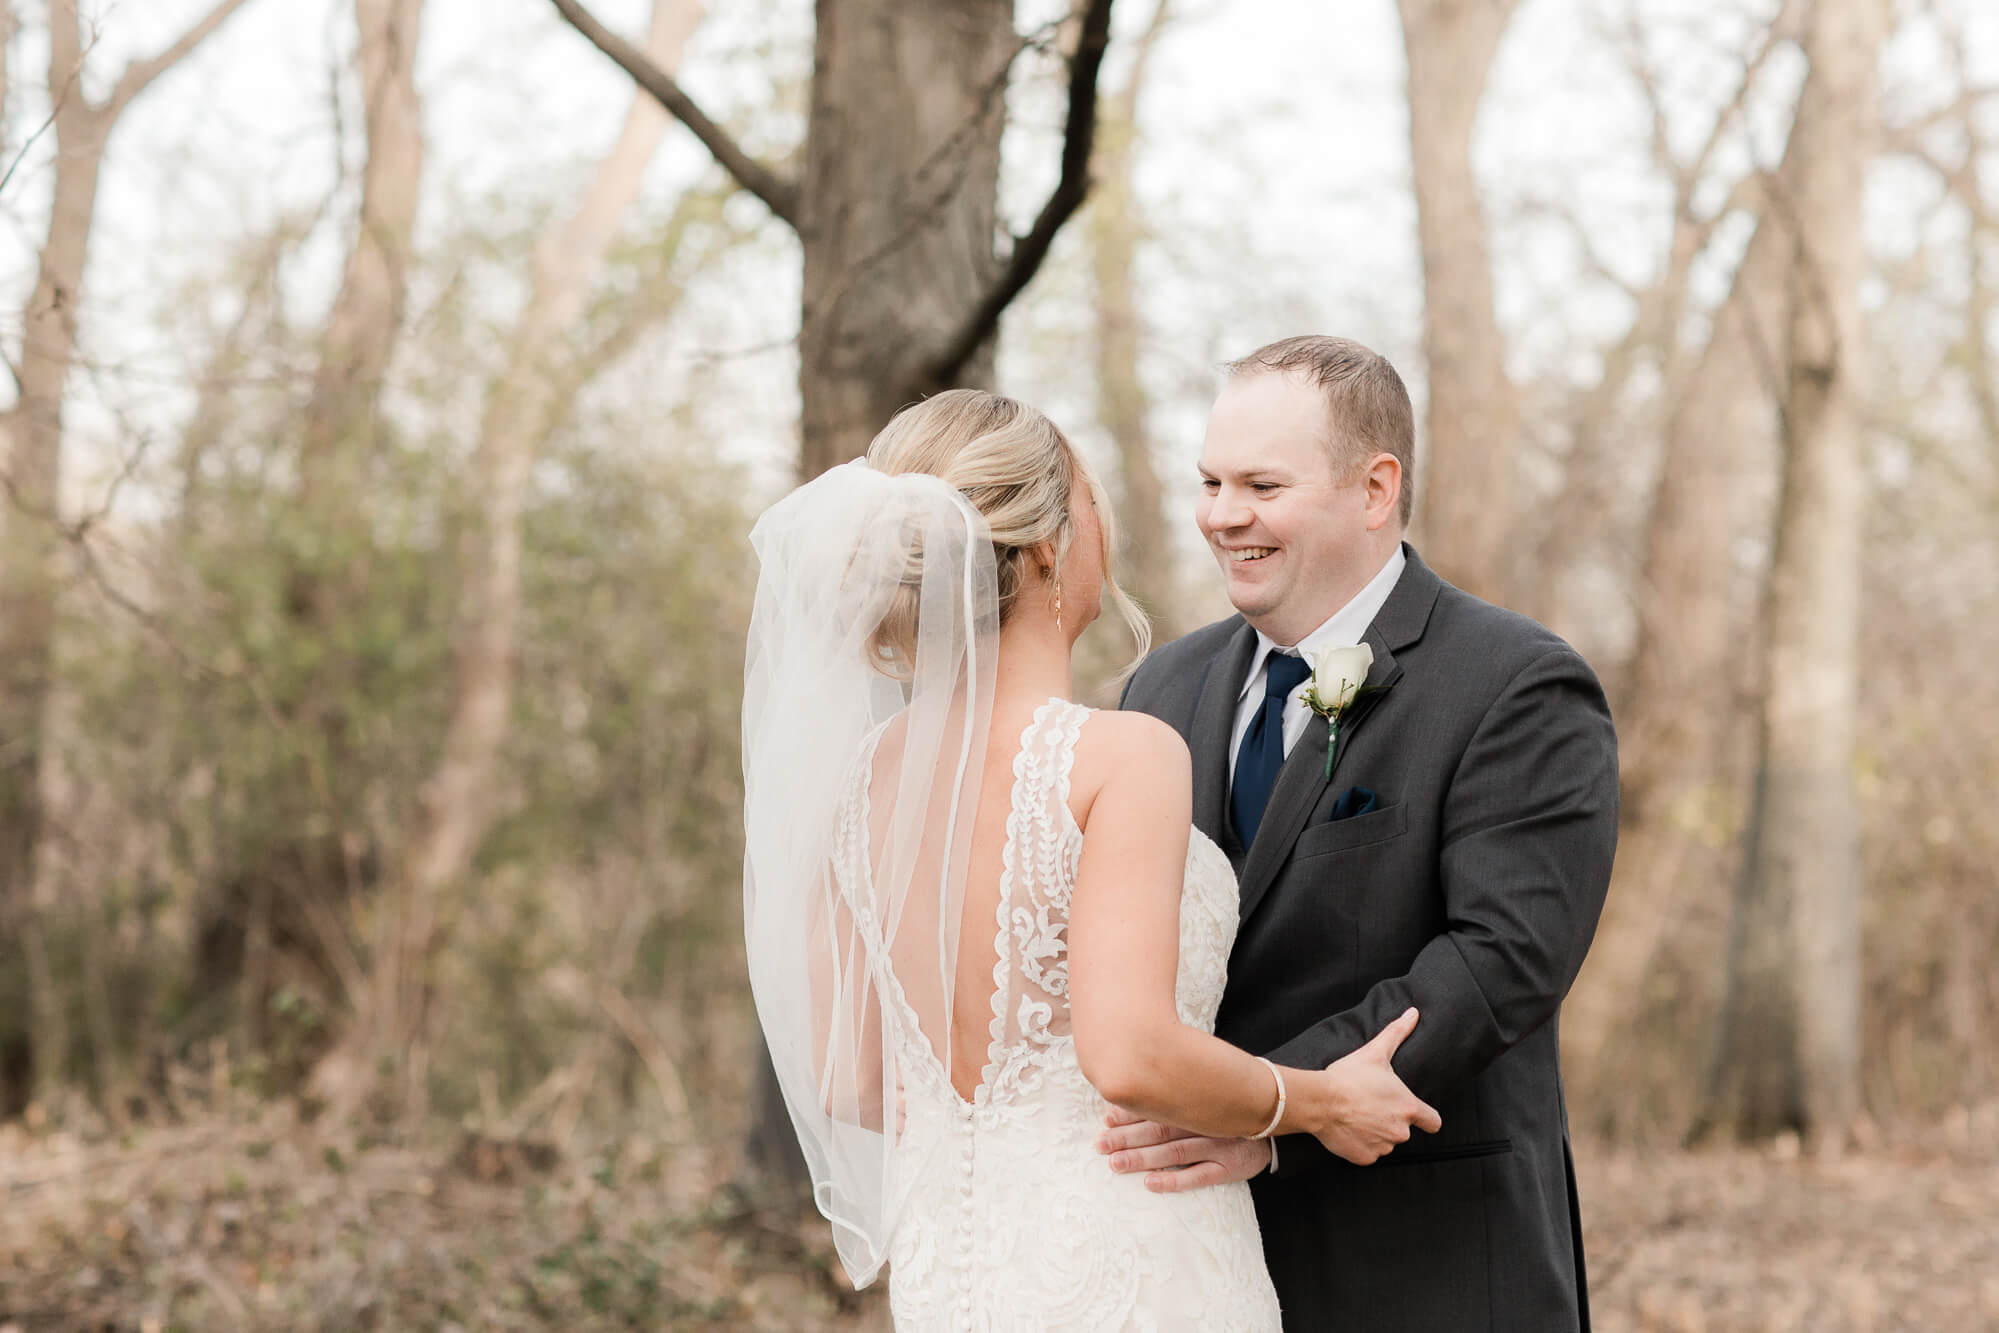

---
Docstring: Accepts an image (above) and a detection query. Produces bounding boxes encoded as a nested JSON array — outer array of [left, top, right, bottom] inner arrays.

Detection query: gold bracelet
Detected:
[[1249, 1056, 1286, 1140]]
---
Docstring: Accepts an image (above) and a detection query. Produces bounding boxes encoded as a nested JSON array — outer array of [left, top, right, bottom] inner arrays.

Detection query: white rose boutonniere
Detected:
[[1301, 643, 1375, 779]]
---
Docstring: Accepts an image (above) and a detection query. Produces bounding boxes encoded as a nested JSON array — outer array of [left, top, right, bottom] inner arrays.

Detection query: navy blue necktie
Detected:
[[1232, 652, 1312, 847]]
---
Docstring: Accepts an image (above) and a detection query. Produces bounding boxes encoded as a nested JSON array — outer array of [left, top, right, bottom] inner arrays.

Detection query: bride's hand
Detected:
[[1304, 1007, 1441, 1165]]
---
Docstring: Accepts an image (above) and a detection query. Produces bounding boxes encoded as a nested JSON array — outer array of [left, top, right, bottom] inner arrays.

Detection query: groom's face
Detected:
[[1196, 371, 1375, 646]]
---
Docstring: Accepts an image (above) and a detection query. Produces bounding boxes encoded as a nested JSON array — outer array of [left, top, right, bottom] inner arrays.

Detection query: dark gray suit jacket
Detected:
[[1121, 546, 1618, 1332]]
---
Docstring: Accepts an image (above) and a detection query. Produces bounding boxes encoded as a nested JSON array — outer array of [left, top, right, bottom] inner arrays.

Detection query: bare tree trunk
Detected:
[[316, 0, 706, 1122], [1397, 0, 1521, 604], [793, 0, 1016, 476], [0, 0, 254, 1118], [296, 0, 426, 516], [1562, 132, 1806, 1099], [1087, 1, 1177, 640], [1704, 0, 1884, 1149], [0, 83, 101, 1117]]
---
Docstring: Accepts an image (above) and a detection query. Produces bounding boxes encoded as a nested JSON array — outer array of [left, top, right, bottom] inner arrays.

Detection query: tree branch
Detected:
[[0, 2, 95, 199], [1610, 0, 1785, 207], [0, 101, 61, 198], [919, 0, 1115, 391], [547, 0, 800, 228], [1680, 8, 1787, 202], [107, 0, 256, 117], [1514, 192, 1644, 300], [1880, 85, 1999, 163]]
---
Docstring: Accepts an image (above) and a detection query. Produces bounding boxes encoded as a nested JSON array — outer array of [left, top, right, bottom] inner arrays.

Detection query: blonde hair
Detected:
[[863, 389, 1151, 676]]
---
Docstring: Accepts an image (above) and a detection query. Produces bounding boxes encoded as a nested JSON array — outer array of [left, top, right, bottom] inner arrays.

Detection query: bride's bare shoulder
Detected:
[[1078, 708, 1188, 763], [1070, 709, 1190, 823]]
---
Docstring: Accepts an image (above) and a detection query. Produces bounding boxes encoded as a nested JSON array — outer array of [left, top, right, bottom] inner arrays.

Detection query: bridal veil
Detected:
[[742, 459, 998, 1286]]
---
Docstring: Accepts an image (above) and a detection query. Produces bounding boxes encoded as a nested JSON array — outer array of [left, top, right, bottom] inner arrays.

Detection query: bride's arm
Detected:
[[1067, 715, 1439, 1156]]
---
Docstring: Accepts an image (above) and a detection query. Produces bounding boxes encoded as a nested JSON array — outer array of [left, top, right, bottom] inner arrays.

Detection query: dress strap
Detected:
[[1012, 697, 1089, 824]]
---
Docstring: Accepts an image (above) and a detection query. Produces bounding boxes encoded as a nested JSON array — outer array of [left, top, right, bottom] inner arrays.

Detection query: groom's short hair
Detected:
[[1225, 336, 1416, 526]]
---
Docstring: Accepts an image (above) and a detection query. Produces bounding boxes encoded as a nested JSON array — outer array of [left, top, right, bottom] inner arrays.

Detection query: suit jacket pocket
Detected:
[[1292, 800, 1409, 859], [1373, 1137, 1513, 1168]]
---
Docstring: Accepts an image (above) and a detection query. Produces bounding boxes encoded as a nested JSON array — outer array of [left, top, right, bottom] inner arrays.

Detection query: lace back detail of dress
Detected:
[[879, 699, 1282, 1331], [977, 698, 1089, 1107]]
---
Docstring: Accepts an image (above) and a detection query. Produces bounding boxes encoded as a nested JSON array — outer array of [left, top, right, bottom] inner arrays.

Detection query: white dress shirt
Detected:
[[1227, 546, 1407, 782]]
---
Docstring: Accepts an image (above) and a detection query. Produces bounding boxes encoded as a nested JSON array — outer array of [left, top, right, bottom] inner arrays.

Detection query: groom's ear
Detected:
[[1361, 453, 1403, 532]]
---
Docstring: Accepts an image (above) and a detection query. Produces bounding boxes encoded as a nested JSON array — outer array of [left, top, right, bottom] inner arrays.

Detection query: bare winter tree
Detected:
[[548, 0, 1117, 1191], [1700, 0, 1888, 1149], [1859, 79, 1999, 1108], [548, 0, 1114, 479], [1522, 14, 1786, 659], [1087, 0, 1179, 639], [188, 0, 427, 1080], [0, 0, 256, 1117], [314, 0, 711, 1122], [1396, 0, 1522, 604], [1561, 9, 1803, 1095]]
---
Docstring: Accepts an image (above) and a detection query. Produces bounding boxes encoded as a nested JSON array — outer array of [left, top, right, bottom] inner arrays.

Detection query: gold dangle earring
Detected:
[[1053, 579, 1065, 635]]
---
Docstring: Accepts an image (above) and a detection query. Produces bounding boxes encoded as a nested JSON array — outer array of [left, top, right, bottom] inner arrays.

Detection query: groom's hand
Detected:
[[1095, 1110, 1273, 1193]]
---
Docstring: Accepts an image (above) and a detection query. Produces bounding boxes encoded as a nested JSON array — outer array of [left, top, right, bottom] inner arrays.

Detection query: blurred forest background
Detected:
[[1, 0, 1996, 1327]]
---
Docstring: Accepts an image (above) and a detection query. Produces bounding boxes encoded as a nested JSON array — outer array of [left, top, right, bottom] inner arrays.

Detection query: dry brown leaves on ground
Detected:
[[0, 1105, 880, 1331], [3, 1107, 1996, 1330], [1577, 1116, 1999, 1333]]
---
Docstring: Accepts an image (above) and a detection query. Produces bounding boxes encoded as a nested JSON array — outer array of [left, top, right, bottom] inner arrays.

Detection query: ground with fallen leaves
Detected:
[[3, 1105, 1995, 1331]]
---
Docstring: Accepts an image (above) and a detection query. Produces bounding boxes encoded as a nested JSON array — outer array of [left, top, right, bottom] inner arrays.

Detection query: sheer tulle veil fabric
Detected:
[[742, 459, 999, 1287]]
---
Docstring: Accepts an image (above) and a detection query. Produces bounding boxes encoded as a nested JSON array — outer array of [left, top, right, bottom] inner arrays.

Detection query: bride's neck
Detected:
[[994, 612, 1075, 704]]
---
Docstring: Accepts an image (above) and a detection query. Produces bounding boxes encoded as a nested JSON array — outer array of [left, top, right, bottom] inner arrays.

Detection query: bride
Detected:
[[742, 390, 1438, 1330]]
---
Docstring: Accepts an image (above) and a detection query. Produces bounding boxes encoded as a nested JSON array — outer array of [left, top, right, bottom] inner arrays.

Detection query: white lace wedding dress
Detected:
[[835, 698, 1282, 1332]]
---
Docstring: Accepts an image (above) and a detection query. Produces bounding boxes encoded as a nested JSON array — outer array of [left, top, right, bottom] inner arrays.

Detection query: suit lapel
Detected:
[[1191, 620, 1257, 849], [1234, 547, 1441, 924]]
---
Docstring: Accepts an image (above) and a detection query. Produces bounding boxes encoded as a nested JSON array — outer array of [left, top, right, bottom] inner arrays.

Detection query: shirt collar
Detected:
[[1237, 545, 1408, 703]]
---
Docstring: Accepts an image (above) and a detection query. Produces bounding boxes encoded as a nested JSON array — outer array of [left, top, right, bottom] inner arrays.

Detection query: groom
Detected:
[[1110, 336, 1618, 1330]]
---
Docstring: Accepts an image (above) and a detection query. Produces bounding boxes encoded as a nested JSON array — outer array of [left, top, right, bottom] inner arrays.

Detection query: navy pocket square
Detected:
[[1327, 786, 1379, 821]]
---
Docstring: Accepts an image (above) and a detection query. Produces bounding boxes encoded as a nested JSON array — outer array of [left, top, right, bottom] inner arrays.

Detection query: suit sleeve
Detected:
[[1261, 647, 1618, 1176]]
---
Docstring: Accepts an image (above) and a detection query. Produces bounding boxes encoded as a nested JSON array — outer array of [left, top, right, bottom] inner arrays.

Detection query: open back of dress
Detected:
[[834, 698, 1283, 1332]]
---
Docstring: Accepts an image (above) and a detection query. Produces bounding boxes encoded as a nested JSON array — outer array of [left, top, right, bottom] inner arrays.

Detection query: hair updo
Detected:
[[861, 389, 1149, 678]]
